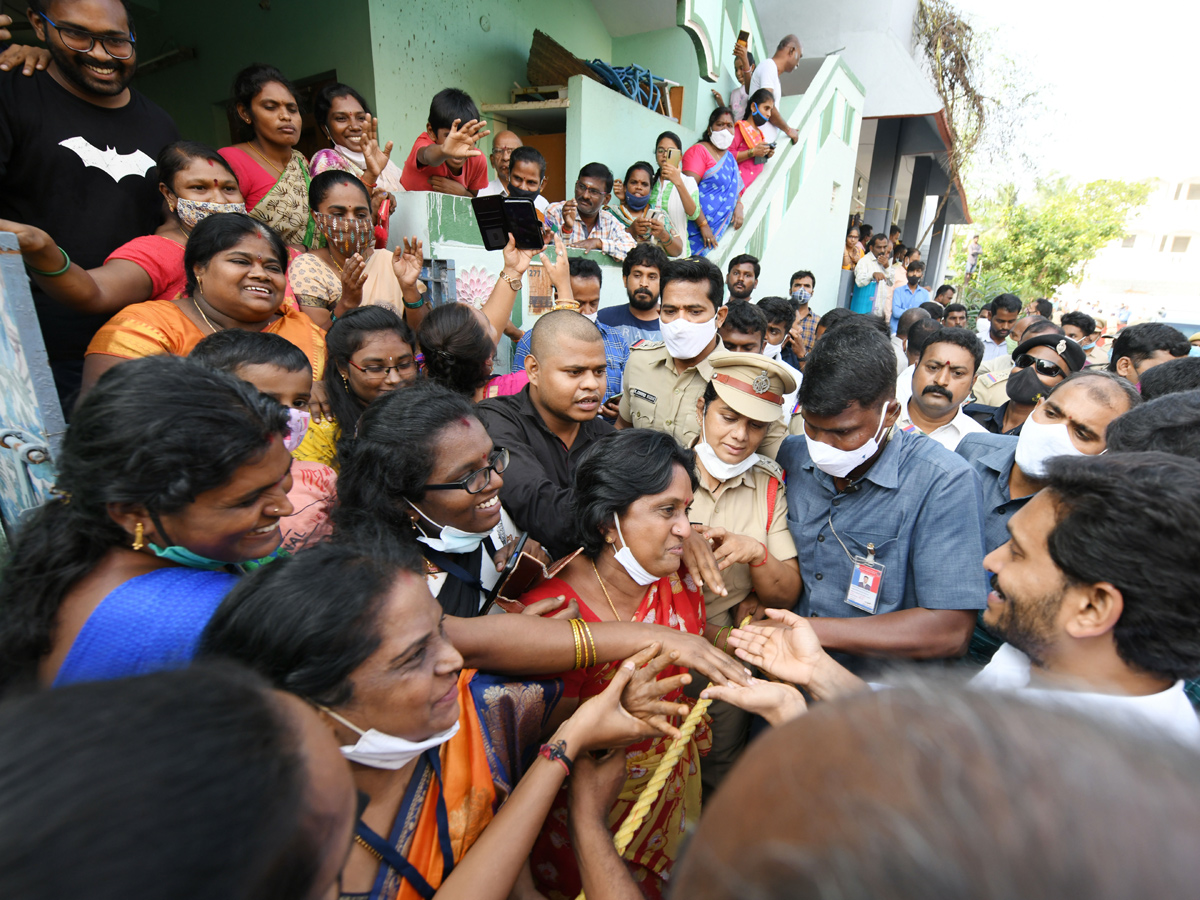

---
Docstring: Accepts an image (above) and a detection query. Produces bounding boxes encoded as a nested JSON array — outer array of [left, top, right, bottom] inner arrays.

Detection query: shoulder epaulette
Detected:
[[631, 340, 665, 351]]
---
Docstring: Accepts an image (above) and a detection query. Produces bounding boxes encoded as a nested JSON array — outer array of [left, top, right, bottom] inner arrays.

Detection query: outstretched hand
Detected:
[[441, 117, 490, 160], [564, 644, 682, 752], [701, 677, 806, 727], [501, 233, 541, 277], [391, 236, 424, 288]]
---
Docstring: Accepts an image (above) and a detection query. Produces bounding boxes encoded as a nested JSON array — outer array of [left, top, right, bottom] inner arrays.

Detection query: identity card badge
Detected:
[[844, 548, 884, 614]]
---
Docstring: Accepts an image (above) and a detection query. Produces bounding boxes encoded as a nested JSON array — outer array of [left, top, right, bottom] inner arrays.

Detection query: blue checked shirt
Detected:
[[512, 322, 629, 403], [776, 427, 990, 619]]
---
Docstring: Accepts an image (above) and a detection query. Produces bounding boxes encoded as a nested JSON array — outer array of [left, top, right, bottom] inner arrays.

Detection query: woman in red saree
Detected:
[[520, 429, 713, 900]]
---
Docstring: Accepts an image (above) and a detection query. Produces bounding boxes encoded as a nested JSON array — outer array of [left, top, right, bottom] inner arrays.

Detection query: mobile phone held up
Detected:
[[663, 147, 682, 169], [736, 30, 750, 49], [471, 195, 544, 251]]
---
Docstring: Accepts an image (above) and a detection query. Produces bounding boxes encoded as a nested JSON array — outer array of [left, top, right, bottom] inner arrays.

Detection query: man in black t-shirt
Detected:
[[0, 0, 177, 406]]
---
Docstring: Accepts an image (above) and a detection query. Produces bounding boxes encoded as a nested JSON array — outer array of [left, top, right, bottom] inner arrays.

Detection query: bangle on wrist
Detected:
[[750, 541, 768, 567], [402, 295, 426, 309], [26, 246, 71, 277], [538, 739, 573, 775]]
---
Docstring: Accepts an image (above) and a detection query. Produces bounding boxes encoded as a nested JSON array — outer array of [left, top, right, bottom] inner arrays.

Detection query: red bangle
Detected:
[[750, 541, 768, 567]]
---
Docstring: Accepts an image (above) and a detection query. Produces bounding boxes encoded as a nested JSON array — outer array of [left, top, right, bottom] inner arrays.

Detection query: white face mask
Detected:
[[1013, 414, 1084, 479], [710, 128, 734, 150], [284, 407, 311, 453], [406, 500, 491, 554], [804, 405, 890, 478], [611, 513, 658, 586], [661, 314, 718, 360], [762, 339, 783, 360], [321, 707, 460, 770], [695, 421, 760, 481], [583, 311, 599, 324]]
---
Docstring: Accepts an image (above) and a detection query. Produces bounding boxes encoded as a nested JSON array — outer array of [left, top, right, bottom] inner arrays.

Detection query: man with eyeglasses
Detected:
[[544, 162, 636, 261], [1, 0, 177, 408], [965, 333, 1087, 436]]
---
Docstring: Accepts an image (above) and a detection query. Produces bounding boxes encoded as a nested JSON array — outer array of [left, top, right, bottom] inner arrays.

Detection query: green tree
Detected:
[[960, 177, 1151, 299]]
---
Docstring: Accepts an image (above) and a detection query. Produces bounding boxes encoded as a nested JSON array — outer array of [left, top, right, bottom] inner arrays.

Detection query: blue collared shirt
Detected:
[[511, 322, 629, 403], [955, 432, 1030, 554], [776, 428, 989, 618], [889, 284, 931, 333]]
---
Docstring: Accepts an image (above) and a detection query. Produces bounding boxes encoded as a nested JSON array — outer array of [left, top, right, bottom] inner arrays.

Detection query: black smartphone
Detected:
[[472, 195, 509, 251], [480, 532, 530, 613], [503, 198, 544, 250], [471, 196, 544, 251]]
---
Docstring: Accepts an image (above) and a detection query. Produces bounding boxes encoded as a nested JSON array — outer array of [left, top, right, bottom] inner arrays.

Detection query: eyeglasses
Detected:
[[575, 182, 606, 199], [423, 447, 509, 494], [491, 147, 516, 158], [654, 147, 676, 157], [347, 358, 412, 379], [1013, 354, 1065, 379], [39, 13, 135, 60]]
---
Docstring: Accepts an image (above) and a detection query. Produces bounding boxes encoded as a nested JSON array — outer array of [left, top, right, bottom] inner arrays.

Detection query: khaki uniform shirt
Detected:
[[971, 353, 1014, 406], [620, 342, 787, 456], [688, 456, 798, 625]]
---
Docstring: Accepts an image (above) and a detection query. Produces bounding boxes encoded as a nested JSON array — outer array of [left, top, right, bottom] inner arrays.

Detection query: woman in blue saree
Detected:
[[0, 355, 295, 695], [683, 107, 745, 256]]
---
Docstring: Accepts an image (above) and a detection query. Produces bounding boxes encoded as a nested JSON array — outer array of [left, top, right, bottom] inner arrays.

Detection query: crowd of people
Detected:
[[2, 4, 1200, 900]]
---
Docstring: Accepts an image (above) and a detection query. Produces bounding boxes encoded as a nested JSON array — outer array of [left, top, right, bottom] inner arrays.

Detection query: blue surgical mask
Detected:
[[148, 542, 286, 572], [1081, 341, 1096, 351], [624, 191, 651, 212]]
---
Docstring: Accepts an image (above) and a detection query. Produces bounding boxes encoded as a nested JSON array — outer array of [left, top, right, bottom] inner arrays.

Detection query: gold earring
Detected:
[[605, 534, 615, 543], [342, 374, 350, 390], [132, 522, 145, 551]]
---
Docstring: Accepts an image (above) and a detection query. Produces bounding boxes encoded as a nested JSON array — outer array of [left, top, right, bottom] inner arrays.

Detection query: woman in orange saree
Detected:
[[81, 213, 324, 398]]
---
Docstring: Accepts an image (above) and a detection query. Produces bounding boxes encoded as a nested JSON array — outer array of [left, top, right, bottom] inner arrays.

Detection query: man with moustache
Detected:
[[895, 327, 986, 450], [544, 162, 636, 260], [0, 0, 178, 406], [476, 309, 613, 560], [596, 242, 667, 347]]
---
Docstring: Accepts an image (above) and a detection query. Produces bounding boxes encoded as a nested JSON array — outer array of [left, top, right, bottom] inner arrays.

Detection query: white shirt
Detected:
[[896, 363, 915, 404], [477, 178, 550, 213], [897, 398, 986, 450], [747, 58, 783, 142], [891, 335, 909, 375], [980, 333, 1009, 364], [779, 357, 802, 422], [971, 643, 1200, 746]]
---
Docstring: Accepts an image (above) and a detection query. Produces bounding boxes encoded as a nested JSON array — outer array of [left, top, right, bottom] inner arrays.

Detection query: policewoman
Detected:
[[687, 353, 801, 791]]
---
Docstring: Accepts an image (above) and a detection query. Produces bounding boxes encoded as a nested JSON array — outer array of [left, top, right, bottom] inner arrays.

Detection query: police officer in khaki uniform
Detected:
[[969, 315, 1061, 405], [686, 352, 802, 792], [618, 257, 786, 456]]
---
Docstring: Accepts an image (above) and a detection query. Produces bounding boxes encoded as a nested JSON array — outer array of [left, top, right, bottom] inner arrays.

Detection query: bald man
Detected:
[[476, 310, 614, 558], [748, 33, 802, 144], [478, 130, 524, 198]]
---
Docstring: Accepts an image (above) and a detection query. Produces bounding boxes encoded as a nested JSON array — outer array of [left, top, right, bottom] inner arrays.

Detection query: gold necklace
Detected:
[[192, 296, 221, 334], [247, 140, 287, 175], [591, 558, 631, 622], [353, 833, 383, 861]]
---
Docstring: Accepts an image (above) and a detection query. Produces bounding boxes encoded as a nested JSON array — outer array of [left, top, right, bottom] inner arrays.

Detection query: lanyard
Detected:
[[360, 749, 456, 900]]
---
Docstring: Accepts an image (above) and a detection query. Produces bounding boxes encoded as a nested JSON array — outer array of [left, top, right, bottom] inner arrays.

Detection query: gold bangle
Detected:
[[570, 619, 583, 670], [579, 619, 597, 668]]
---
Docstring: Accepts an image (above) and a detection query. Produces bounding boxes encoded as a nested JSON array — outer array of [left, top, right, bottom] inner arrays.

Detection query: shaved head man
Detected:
[[478, 130, 524, 198], [476, 310, 614, 558]]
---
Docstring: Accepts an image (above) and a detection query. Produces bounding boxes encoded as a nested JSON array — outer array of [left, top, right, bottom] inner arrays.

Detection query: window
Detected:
[[1188, 184, 1200, 200], [842, 102, 855, 143], [1172, 236, 1191, 253], [1160, 235, 1169, 252], [1175, 183, 1183, 201], [1121, 235, 1136, 248], [820, 97, 835, 146]]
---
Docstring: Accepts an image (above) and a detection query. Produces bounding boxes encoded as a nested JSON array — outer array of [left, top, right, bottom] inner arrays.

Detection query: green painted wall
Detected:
[[127, 0, 377, 149], [367, 0, 613, 159]]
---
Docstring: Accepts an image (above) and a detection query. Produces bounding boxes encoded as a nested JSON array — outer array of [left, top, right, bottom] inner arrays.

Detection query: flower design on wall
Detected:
[[455, 266, 497, 308]]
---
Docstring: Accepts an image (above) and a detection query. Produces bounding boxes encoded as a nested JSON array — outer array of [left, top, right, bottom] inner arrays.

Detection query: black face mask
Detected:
[[1006, 366, 1047, 405], [907, 276, 919, 286], [508, 185, 540, 202]]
